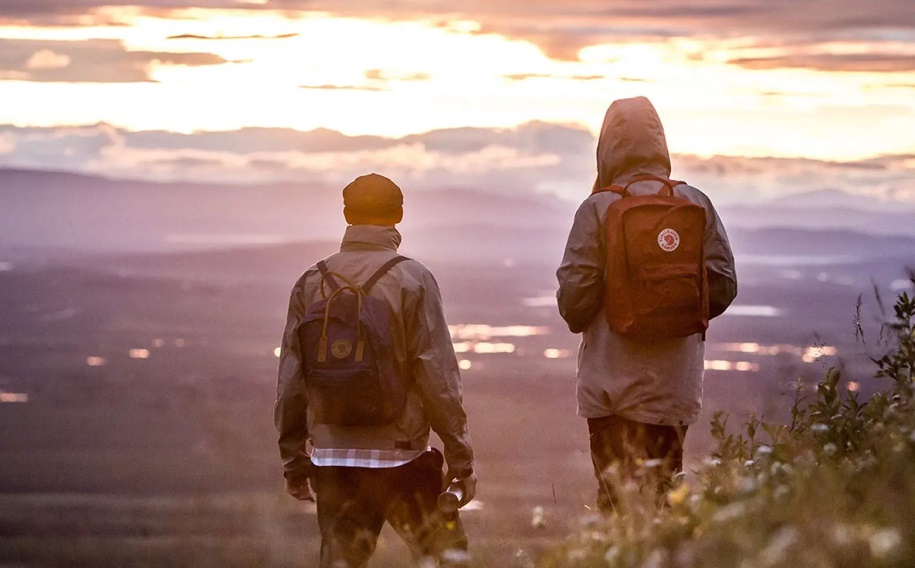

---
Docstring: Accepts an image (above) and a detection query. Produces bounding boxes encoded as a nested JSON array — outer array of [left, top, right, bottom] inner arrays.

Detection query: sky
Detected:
[[0, 1, 913, 204]]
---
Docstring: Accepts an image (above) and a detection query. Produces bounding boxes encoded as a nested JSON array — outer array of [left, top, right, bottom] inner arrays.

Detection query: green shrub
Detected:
[[542, 283, 915, 568]]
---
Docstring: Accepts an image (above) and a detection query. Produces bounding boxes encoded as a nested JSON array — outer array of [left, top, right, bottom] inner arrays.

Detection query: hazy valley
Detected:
[[0, 169, 913, 566]]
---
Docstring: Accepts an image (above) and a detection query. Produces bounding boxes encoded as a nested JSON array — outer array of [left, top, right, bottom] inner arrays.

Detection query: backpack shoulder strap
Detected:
[[363, 255, 410, 293], [316, 260, 340, 292]]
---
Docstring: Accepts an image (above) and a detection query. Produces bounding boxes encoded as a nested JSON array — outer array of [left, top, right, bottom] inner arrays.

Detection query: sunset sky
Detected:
[[0, 1, 913, 203]]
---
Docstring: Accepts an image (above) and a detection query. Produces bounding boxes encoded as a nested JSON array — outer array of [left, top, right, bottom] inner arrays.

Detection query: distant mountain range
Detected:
[[1, 168, 913, 266], [720, 203, 915, 238]]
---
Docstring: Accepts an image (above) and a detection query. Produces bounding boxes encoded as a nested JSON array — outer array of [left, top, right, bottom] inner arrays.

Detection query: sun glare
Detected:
[[0, 10, 913, 160]]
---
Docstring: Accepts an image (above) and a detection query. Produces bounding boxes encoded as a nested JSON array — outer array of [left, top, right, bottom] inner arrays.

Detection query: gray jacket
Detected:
[[556, 97, 737, 426], [275, 225, 474, 478]]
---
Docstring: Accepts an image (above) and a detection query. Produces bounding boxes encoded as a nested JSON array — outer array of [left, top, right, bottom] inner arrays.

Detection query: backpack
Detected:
[[596, 173, 709, 339], [296, 256, 409, 426]]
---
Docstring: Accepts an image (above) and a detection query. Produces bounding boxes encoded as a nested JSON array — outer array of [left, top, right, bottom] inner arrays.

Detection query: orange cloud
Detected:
[[3, 1, 913, 73]]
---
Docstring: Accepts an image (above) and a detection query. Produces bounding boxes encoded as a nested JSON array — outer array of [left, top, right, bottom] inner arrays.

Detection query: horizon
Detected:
[[0, 2, 913, 204]]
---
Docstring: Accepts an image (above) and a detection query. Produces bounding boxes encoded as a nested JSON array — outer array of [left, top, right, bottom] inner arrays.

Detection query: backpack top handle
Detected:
[[595, 174, 686, 198], [317, 262, 359, 298]]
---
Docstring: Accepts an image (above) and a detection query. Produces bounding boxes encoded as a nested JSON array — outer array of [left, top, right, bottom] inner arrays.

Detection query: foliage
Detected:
[[541, 281, 915, 568]]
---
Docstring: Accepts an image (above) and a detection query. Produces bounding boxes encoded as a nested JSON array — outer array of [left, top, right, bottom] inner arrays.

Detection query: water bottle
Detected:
[[438, 479, 465, 515]]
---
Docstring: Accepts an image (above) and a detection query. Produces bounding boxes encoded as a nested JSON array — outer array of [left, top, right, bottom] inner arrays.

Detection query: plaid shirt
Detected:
[[311, 447, 425, 468]]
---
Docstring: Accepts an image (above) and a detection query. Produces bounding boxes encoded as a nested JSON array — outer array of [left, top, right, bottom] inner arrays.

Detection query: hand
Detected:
[[443, 469, 478, 508], [457, 472, 477, 507], [285, 477, 316, 502]]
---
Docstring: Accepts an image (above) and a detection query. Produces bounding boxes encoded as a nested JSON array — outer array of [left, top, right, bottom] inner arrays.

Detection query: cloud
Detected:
[[728, 53, 915, 73], [24, 49, 72, 70], [0, 121, 912, 207], [166, 33, 299, 40], [673, 153, 915, 206], [0, 39, 228, 82], [151, 156, 227, 168], [298, 84, 387, 91], [0, 123, 123, 170], [503, 73, 604, 81], [364, 69, 430, 82], [3, 1, 913, 71], [127, 126, 397, 153]]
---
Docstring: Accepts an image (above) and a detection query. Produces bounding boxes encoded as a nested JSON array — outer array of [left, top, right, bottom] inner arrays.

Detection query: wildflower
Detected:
[[737, 476, 757, 496], [883, 405, 898, 420], [642, 458, 664, 469], [441, 549, 471, 567], [743, 459, 755, 468], [513, 548, 534, 568], [642, 549, 666, 568], [603, 546, 620, 563], [810, 423, 829, 434], [759, 526, 798, 567], [769, 461, 783, 477], [667, 483, 691, 506], [565, 548, 587, 562], [823, 443, 838, 456], [531, 506, 546, 529], [869, 528, 902, 559], [755, 445, 773, 458], [831, 523, 853, 546], [772, 485, 790, 502], [712, 502, 746, 524]]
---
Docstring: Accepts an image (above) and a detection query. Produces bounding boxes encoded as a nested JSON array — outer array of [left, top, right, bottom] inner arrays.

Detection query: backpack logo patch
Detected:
[[330, 339, 353, 359], [658, 228, 680, 252]]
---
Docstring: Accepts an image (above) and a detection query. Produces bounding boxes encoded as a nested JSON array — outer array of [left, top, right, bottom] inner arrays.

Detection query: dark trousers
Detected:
[[587, 415, 688, 512], [312, 449, 468, 568]]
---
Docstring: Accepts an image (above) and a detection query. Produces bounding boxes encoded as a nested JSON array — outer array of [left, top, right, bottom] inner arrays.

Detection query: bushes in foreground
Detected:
[[542, 287, 915, 568]]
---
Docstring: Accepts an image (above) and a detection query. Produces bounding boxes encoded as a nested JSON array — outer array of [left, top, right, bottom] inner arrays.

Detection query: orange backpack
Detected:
[[596, 174, 709, 339]]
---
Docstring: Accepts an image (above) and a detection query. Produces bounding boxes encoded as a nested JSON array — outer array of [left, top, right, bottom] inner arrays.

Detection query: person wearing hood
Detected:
[[556, 97, 737, 512], [276, 173, 476, 567]]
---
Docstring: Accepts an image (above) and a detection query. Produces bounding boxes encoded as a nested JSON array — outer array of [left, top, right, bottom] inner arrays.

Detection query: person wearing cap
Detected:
[[275, 173, 477, 567]]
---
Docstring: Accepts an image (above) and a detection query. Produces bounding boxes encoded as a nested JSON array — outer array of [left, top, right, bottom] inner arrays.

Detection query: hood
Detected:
[[593, 96, 671, 191]]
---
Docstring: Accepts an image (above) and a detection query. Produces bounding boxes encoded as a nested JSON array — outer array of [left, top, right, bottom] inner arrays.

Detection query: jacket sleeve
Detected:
[[556, 199, 605, 333], [407, 269, 475, 476], [704, 203, 738, 319], [274, 284, 313, 481]]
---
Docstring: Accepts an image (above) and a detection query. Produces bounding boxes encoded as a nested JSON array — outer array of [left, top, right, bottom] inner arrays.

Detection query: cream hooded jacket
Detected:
[[556, 97, 737, 426], [275, 225, 474, 479]]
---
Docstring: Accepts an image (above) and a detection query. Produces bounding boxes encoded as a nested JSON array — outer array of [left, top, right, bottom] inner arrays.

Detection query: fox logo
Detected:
[[658, 228, 680, 252]]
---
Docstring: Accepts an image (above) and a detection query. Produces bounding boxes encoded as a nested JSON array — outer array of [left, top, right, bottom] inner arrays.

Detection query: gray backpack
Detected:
[[296, 256, 409, 426]]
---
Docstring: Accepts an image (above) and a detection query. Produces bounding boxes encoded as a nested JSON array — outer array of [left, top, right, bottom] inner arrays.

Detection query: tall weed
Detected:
[[542, 277, 915, 568]]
